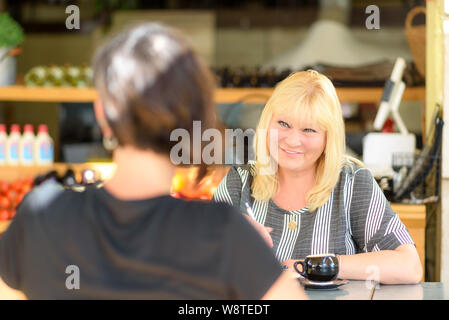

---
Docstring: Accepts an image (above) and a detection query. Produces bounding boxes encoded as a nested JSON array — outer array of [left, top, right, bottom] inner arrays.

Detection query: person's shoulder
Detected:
[[228, 163, 253, 176], [178, 197, 238, 215], [341, 158, 375, 186], [220, 164, 254, 192], [170, 197, 239, 225], [19, 180, 88, 218], [230, 163, 255, 183]]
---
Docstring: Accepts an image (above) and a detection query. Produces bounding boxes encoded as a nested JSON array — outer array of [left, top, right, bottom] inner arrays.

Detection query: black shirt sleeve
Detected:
[[0, 181, 61, 291], [0, 204, 27, 290], [222, 206, 282, 299]]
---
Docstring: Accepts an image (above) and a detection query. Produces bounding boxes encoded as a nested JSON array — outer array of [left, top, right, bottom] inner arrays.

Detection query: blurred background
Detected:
[[0, 0, 426, 163], [2, 0, 444, 283]]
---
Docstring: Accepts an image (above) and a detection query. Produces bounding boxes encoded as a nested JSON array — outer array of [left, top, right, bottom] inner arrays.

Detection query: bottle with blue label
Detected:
[[35, 124, 54, 165], [6, 124, 20, 165], [20, 124, 35, 166], [0, 124, 7, 165]]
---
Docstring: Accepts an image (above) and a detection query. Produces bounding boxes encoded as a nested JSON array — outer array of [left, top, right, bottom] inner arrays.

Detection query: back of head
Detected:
[[93, 23, 215, 156]]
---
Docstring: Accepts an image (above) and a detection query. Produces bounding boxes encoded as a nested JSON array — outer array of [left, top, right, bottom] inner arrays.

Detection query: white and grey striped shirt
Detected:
[[212, 163, 414, 262]]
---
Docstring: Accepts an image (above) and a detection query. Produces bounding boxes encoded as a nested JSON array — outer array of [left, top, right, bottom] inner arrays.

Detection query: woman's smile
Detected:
[[280, 147, 304, 157]]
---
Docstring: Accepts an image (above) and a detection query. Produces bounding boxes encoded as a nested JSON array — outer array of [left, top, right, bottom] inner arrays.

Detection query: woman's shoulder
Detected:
[[225, 163, 254, 185], [228, 162, 254, 176], [340, 157, 375, 184]]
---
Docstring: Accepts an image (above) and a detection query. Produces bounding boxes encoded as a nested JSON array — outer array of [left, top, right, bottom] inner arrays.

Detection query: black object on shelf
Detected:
[[33, 168, 103, 189], [212, 60, 424, 88], [213, 66, 293, 88], [394, 106, 443, 203], [61, 169, 76, 187]]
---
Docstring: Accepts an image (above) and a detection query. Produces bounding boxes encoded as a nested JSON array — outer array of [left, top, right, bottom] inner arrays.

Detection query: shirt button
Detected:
[[288, 220, 297, 230]]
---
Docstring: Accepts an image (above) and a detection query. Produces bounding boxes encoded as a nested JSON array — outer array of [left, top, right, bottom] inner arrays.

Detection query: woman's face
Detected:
[[267, 113, 326, 174]]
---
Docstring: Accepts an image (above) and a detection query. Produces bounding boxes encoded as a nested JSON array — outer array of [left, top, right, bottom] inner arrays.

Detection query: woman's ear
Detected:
[[94, 99, 114, 138]]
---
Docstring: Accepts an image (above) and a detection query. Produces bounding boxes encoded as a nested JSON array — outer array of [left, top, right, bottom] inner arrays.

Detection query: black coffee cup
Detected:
[[293, 254, 339, 282]]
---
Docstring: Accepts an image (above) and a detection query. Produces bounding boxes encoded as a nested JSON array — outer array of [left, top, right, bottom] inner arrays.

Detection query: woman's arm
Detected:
[[0, 277, 26, 300], [337, 243, 422, 284], [282, 244, 422, 284], [344, 168, 421, 284], [262, 271, 308, 300]]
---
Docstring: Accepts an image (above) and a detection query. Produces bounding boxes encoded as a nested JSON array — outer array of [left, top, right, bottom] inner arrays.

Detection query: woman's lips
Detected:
[[280, 147, 304, 157]]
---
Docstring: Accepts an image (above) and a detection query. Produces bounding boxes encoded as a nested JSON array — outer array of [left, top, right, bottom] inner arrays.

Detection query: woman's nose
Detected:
[[284, 130, 303, 147]]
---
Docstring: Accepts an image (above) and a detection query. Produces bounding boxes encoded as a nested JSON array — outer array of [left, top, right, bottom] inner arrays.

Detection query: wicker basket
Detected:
[[405, 6, 426, 78]]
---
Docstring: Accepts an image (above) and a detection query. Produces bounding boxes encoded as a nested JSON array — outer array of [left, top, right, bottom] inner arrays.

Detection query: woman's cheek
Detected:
[[268, 134, 280, 161], [264, 128, 279, 161]]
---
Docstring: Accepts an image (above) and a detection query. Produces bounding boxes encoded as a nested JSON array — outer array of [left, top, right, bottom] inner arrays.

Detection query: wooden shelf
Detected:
[[0, 86, 98, 103], [0, 85, 426, 104], [0, 162, 116, 183], [216, 86, 426, 104]]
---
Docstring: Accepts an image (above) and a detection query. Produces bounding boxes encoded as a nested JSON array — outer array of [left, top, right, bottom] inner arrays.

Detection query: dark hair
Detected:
[[93, 23, 215, 156]]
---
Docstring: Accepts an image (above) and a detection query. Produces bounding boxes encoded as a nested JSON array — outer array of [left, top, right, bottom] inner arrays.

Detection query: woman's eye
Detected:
[[278, 121, 290, 128], [304, 128, 317, 133]]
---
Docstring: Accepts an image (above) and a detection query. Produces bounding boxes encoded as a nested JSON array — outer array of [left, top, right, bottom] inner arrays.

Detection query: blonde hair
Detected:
[[251, 70, 363, 212]]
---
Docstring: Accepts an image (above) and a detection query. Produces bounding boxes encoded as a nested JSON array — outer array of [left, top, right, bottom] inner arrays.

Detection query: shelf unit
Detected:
[[0, 86, 98, 103], [0, 85, 426, 103]]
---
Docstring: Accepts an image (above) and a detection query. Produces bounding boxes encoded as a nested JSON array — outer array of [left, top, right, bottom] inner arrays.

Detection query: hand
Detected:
[[243, 214, 273, 248]]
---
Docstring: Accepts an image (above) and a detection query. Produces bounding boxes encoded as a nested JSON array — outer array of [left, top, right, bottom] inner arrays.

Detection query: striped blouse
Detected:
[[212, 162, 415, 262]]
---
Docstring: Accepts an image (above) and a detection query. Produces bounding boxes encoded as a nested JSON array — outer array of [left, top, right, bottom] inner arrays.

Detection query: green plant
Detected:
[[0, 13, 24, 48]]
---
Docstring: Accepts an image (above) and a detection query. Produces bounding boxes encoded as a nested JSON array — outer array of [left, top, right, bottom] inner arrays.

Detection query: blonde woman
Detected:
[[213, 70, 422, 284]]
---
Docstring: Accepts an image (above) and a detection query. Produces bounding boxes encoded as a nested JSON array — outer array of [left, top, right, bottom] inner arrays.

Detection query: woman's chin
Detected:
[[277, 160, 306, 173]]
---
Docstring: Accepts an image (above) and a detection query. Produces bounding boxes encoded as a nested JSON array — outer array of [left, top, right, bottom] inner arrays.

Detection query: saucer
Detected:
[[297, 278, 349, 290]]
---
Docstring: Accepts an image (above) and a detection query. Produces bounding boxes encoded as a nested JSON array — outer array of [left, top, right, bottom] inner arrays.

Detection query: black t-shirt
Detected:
[[0, 181, 282, 299]]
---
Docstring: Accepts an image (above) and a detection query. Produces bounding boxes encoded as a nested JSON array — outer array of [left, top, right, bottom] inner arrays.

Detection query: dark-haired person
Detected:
[[0, 23, 306, 300]]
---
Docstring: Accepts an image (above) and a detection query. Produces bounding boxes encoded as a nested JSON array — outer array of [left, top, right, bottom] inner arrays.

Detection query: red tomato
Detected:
[[21, 184, 32, 194], [11, 179, 23, 192], [6, 189, 18, 209], [170, 191, 181, 199], [8, 209, 16, 219], [0, 181, 9, 195], [179, 186, 201, 199], [0, 209, 9, 220], [23, 176, 34, 186], [6, 189, 18, 201], [16, 193, 24, 205], [199, 194, 211, 201], [0, 196, 11, 209]]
